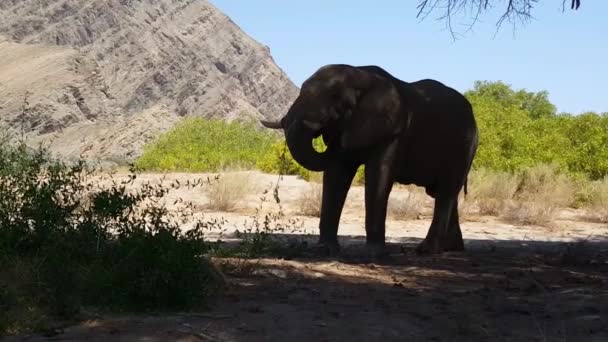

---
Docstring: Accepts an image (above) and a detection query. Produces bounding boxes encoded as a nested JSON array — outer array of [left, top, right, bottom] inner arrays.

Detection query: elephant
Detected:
[[261, 64, 478, 256]]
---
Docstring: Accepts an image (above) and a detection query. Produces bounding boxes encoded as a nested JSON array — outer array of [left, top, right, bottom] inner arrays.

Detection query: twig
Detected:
[[177, 312, 234, 320], [192, 331, 222, 342]]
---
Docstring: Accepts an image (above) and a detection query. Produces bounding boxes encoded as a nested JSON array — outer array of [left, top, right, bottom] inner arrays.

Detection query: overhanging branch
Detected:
[[416, 0, 582, 38]]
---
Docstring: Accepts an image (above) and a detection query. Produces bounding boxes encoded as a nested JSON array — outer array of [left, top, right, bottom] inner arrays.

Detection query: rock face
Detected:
[[0, 0, 298, 161]]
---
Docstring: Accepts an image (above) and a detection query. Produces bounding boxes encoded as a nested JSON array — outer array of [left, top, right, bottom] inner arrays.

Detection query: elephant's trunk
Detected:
[[285, 122, 329, 172]]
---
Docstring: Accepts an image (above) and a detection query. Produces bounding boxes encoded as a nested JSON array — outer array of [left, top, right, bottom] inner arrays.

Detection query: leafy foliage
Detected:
[[136, 118, 277, 172], [0, 140, 223, 334], [466, 81, 608, 180]]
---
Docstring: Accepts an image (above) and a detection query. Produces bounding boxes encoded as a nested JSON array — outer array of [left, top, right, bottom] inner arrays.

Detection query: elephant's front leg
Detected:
[[363, 143, 397, 258], [317, 161, 359, 255], [416, 195, 456, 254]]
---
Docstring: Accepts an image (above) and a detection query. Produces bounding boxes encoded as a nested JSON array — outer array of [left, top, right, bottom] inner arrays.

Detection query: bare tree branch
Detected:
[[562, 0, 581, 11], [417, 0, 582, 38]]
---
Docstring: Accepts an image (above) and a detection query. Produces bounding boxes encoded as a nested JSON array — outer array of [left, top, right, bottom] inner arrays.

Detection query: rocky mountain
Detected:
[[0, 0, 298, 162]]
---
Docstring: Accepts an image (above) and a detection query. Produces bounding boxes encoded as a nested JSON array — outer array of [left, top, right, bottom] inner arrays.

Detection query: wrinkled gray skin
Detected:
[[261, 64, 478, 256]]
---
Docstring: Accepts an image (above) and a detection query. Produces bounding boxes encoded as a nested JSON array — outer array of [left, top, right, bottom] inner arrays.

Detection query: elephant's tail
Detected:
[[463, 131, 479, 199]]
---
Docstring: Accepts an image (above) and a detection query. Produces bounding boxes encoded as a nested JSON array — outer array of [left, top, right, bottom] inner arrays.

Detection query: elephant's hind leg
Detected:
[[443, 200, 465, 251], [416, 195, 455, 254]]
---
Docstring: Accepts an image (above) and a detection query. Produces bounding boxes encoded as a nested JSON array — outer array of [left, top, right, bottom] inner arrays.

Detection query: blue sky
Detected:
[[210, 1, 606, 114]]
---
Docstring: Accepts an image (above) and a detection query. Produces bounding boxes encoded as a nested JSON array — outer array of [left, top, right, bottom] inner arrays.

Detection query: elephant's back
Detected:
[[404, 79, 477, 143]]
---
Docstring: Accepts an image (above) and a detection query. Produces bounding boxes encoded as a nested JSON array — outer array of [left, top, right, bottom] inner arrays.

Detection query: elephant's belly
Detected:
[[394, 163, 435, 190], [393, 136, 467, 197], [393, 152, 438, 189]]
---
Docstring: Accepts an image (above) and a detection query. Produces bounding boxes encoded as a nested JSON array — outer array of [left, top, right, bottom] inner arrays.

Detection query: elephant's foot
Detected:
[[442, 234, 465, 252], [314, 239, 340, 257], [415, 237, 442, 255], [416, 236, 465, 254], [365, 241, 391, 261]]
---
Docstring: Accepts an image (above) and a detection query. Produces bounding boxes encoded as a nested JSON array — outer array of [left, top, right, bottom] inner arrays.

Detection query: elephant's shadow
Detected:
[[215, 232, 608, 267]]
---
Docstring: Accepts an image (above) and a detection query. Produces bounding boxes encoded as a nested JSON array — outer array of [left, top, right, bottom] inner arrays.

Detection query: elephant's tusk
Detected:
[[260, 119, 282, 129]]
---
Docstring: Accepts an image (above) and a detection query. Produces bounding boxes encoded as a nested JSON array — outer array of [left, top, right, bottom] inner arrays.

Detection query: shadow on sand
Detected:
[[7, 235, 607, 342]]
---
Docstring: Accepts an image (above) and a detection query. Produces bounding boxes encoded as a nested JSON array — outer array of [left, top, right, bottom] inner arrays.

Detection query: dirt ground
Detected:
[[7, 171, 608, 342]]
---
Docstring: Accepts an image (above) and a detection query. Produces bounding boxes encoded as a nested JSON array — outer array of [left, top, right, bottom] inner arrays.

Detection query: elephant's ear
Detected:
[[339, 79, 404, 149]]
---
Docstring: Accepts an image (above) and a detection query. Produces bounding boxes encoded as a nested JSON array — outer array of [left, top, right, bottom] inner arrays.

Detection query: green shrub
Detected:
[[466, 81, 608, 180], [136, 118, 277, 172], [0, 139, 223, 335]]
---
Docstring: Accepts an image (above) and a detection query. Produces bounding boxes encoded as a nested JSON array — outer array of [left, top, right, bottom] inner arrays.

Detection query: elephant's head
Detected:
[[261, 64, 403, 172]]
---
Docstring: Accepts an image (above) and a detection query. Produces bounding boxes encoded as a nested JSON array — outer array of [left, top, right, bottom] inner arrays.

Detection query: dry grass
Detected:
[[203, 172, 254, 212], [504, 201, 557, 226], [465, 165, 582, 226], [504, 164, 577, 226], [467, 169, 519, 216], [296, 183, 323, 217], [306, 172, 324, 184], [585, 176, 608, 222], [388, 185, 427, 220]]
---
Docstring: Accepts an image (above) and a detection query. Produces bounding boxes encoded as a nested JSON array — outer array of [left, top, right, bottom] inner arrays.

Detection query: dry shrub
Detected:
[[585, 176, 608, 222], [467, 168, 519, 216], [296, 182, 323, 217], [203, 172, 254, 212], [388, 185, 427, 220], [504, 164, 577, 225], [504, 201, 556, 226]]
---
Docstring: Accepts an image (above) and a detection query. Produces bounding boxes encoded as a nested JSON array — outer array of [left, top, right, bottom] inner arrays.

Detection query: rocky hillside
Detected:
[[0, 0, 297, 162]]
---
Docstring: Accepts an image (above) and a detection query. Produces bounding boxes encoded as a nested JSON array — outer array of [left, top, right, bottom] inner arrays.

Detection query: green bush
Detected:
[[0, 139, 223, 335], [136, 118, 277, 172], [466, 81, 608, 180]]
